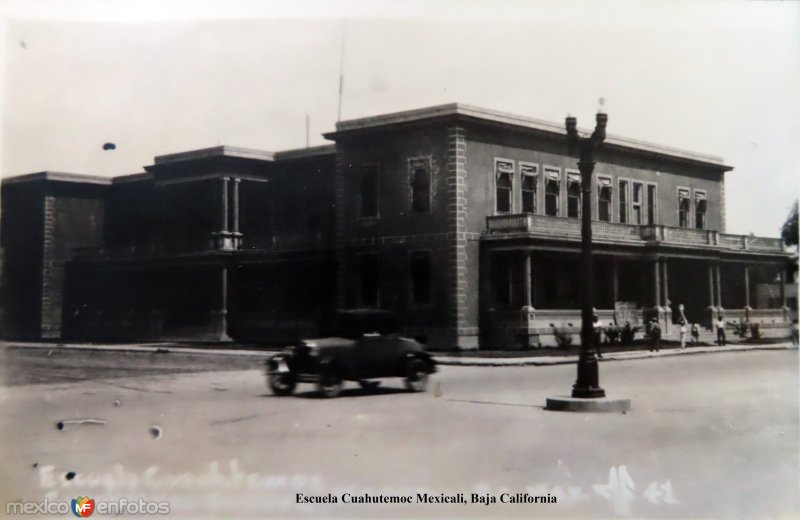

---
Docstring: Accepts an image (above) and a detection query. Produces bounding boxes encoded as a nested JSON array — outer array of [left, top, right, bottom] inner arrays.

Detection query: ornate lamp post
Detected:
[[565, 108, 608, 398]]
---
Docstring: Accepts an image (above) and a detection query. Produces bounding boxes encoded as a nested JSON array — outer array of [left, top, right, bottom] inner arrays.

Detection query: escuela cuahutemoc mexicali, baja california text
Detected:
[[296, 493, 557, 505]]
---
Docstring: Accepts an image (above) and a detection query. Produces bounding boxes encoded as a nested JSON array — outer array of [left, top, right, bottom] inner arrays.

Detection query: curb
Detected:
[[433, 343, 797, 367], [1, 342, 274, 358]]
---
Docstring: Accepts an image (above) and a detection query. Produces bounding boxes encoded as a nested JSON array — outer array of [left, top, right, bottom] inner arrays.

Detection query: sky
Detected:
[[0, 0, 798, 237]]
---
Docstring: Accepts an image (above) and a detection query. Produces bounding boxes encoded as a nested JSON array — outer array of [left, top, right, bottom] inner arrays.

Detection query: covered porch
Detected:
[[480, 214, 792, 349]]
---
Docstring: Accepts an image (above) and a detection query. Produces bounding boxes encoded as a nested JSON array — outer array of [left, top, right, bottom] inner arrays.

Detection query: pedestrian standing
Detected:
[[649, 318, 661, 352], [691, 323, 700, 344], [679, 319, 687, 349], [593, 315, 603, 358], [715, 315, 727, 346]]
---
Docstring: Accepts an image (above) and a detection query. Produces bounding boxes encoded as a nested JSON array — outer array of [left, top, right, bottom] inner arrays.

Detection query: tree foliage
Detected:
[[782, 200, 799, 248]]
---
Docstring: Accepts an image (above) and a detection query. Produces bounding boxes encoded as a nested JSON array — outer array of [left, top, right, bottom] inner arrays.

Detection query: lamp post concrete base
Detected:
[[546, 396, 631, 413]]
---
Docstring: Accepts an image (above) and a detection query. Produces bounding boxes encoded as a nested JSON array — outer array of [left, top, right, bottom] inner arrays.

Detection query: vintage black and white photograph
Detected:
[[0, 0, 798, 518]]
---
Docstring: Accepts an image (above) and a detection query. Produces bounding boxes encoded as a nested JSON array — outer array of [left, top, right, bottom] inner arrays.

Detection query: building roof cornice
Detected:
[[326, 103, 731, 170], [153, 145, 276, 165], [1, 171, 112, 186]]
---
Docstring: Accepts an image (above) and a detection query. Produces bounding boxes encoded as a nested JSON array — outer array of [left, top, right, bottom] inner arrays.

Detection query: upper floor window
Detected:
[[520, 163, 538, 214], [694, 190, 707, 229], [409, 250, 432, 306], [597, 176, 612, 222], [409, 158, 431, 213], [495, 159, 514, 214], [632, 182, 644, 224], [678, 188, 691, 228], [544, 168, 561, 217], [358, 165, 379, 219], [618, 179, 629, 224], [566, 171, 581, 218], [646, 184, 657, 225]]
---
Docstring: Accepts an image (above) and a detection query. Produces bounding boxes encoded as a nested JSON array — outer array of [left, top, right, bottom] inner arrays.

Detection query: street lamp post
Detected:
[[565, 110, 608, 398]]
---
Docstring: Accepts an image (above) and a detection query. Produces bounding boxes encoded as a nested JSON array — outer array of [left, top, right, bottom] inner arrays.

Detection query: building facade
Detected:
[[0, 104, 793, 349]]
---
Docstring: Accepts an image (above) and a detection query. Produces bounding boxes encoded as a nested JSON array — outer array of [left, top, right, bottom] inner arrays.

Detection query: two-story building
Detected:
[[0, 103, 793, 349]]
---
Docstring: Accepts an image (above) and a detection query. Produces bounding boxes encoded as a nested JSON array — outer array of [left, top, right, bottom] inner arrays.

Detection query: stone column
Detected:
[[744, 265, 751, 308], [220, 177, 230, 232], [523, 251, 533, 309], [662, 259, 669, 307], [231, 178, 240, 234], [211, 266, 232, 342], [653, 259, 661, 308], [780, 268, 787, 308], [708, 263, 715, 307], [715, 263, 722, 309]]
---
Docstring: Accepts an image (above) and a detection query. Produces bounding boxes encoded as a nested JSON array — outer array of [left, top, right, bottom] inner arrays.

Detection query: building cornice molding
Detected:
[[325, 103, 732, 171]]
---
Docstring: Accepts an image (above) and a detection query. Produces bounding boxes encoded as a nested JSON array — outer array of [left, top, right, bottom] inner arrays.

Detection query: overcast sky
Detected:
[[1, 0, 798, 237]]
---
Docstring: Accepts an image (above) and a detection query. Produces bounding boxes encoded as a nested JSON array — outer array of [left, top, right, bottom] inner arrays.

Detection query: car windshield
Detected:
[[334, 311, 400, 339]]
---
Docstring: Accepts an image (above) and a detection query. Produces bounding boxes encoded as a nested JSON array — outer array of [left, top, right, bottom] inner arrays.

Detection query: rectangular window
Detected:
[[544, 168, 560, 216], [357, 254, 379, 308], [409, 158, 431, 213], [678, 188, 690, 228], [409, 251, 432, 305], [632, 182, 643, 224], [520, 163, 538, 214], [618, 179, 629, 223], [495, 159, 514, 213], [694, 190, 707, 229], [567, 171, 581, 218], [647, 184, 657, 225], [597, 176, 612, 222]]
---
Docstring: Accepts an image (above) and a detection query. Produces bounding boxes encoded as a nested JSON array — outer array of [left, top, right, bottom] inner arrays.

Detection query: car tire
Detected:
[[268, 372, 297, 396], [404, 358, 429, 392], [317, 365, 343, 398]]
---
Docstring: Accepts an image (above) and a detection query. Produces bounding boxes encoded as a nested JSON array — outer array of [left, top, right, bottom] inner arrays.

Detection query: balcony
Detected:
[[485, 214, 785, 253]]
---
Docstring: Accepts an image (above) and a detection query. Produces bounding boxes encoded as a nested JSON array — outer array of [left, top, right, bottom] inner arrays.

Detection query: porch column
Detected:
[[780, 268, 787, 308], [708, 263, 716, 307], [662, 258, 669, 307], [220, 177, 230, 232], [653, 259, 661, 308], [231, 178, 241, 234], [744, 265, 751, 308], [523, 251, 533, 308], [211, 265, 232, 341], [612, 256, 619, 304], [715, 263, 722, 309]]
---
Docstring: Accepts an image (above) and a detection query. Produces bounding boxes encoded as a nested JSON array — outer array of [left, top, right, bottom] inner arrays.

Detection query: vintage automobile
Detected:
[[265, 310, 437, 397]]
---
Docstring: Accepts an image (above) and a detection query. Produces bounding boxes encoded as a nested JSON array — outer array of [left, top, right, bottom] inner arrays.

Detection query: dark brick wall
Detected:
[[0, 182, 45, 338], [0, 179, 105, 339], [42, 185, 106, 338]]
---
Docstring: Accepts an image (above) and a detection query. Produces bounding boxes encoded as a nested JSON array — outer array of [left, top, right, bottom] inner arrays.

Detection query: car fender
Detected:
[[405, 351, 437, 373], [265, 353, 292, 374]]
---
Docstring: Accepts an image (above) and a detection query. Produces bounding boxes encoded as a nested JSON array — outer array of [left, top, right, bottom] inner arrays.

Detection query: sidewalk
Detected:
[[2, 339, 796, 366]]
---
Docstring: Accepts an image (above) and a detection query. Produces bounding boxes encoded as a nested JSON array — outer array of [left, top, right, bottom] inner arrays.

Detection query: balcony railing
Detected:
[[486, 214, 785, 252], [73, 232, 331, 260]]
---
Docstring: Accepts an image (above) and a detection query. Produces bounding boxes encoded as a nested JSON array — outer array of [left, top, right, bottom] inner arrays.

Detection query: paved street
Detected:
[[0, 346, 797, 519]]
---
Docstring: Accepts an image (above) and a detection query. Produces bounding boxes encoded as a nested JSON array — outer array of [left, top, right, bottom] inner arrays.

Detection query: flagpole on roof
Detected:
[[337, 21, 346, 123]]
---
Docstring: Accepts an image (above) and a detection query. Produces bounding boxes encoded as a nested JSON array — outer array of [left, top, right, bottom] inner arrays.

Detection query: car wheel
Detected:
[[317, 365, 343, 398], [404, 359, 429, 392], [268, 372, 296, 396]]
